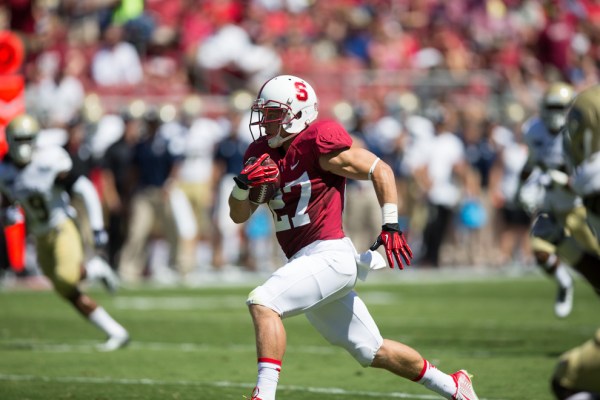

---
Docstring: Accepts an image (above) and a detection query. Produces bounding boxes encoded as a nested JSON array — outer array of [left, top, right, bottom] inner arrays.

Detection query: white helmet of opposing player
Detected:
[[250, 75, 318, 148], [541, 82, 576, 134], [6, 114, 40, 166]]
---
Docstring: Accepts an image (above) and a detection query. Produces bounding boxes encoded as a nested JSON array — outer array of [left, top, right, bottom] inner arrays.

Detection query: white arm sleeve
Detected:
[[72, 176, 105, 231]]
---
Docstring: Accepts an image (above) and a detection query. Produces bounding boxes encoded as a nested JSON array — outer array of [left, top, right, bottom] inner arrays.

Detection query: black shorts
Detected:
[[501, 206, 531, 226]]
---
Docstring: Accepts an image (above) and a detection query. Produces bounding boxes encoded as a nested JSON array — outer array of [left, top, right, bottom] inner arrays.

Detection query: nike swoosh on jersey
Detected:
[[291, 160, 300, 170]]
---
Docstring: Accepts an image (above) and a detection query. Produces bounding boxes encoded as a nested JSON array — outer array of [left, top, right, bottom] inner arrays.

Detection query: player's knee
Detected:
[[535, 251, 557, 272], [247, 287, 266, 307], [324, 337, 381, 367], [353, 344, 380, 367], [246, 287, 280, 316], [53, 278, 78, 299], [342, 342, 379, 367]]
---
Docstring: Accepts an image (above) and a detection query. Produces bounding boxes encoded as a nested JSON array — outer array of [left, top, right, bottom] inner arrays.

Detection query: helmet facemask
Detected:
[[250, 100, 301, 148], [9, 136, 35, 166], [541, 105, 569, 134]]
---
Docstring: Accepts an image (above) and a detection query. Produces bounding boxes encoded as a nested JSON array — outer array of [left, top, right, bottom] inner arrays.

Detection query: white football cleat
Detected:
[[86, 256, 119, 294], [451, 370, 479, 400], [97, 333, 130, 352], [554, 283, 574, 318]]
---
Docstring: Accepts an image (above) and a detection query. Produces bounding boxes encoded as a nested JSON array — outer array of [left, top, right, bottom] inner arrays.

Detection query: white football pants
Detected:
[[247, 237, 383, 366]]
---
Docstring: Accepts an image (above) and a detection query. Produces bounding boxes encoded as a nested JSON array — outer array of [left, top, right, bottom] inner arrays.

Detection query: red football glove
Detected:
[[370, 223, 413, 269], [234, 153, 280, 189]]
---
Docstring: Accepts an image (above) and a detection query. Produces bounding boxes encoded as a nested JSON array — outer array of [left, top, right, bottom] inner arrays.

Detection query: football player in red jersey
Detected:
[[229, 75, 480, 400]]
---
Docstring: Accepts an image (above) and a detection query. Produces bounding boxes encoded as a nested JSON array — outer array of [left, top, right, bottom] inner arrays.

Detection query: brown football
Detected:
[[249, 156, 280, 204]]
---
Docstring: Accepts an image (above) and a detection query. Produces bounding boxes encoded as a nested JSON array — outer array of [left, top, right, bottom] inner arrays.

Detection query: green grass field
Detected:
[[1, 274, 598, 400]]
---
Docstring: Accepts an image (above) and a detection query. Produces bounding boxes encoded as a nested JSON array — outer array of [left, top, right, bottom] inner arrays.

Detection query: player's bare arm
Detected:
[[228, 194, 259, 224], [319, 144, 398, 206], [321, 144, 411, 268]]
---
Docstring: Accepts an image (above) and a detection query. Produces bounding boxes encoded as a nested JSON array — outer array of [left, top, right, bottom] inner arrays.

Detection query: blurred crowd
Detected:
[[3, 0, 600, 283]]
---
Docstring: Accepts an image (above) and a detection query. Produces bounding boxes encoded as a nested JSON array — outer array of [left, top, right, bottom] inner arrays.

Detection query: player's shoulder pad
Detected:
[[312, 119, 352, 154], [33, 145, 73, 174]]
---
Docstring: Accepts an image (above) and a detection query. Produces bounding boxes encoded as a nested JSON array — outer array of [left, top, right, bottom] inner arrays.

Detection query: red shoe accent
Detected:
[[243, 386, 262, 400], [451, 370, 479, 400]]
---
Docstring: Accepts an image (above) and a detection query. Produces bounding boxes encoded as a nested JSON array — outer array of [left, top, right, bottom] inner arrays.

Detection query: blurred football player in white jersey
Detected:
[[519, 82, 598, 318], [551, 84, 600, 400], [0, 114, 129, 351], [230, 75, 479, 400]]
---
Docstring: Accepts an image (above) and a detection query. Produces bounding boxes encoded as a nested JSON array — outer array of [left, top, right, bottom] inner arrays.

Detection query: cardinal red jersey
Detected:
[[244, 119, 352, 258]]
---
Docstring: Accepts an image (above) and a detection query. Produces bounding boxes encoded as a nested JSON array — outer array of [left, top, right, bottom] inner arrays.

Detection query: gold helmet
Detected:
[[541, 82, 576, 134], [565, 85, 600, 167], [6, 114, 40, 166]]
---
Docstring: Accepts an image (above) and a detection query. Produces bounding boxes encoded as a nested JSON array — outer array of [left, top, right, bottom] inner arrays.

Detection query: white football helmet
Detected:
[[541, 82, 575, 134], [6, 114, 40, 166], [250, 75, 318, 148]]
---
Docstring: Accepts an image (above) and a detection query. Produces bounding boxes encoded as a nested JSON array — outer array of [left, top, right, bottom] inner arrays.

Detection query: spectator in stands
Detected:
[[537, 2, 577, 78], [91, 23, 144, 87], [111, 0, 155, 55], [193, 18, 282, 94], [26, 48, 86, 128]]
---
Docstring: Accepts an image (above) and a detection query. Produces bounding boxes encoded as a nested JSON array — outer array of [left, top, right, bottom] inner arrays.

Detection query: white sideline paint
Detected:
[[1, 338, 509, 359], [0, 373, 442, 399], [112, 295, 244, 310], [111, 292, 397, 311], [0, 338, 338, 354]]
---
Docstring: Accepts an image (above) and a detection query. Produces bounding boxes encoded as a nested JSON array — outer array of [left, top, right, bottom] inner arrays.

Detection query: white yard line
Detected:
[[112, 295, 245, 310], [109, 292, 397, 310], [0, 340, 502, 399], [0, 338, 338, 354], [0, 373, 447, 399]]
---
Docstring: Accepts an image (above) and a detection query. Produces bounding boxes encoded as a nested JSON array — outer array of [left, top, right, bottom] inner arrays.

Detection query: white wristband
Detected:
[[382, 203, 398, 225], [231, 185, 249, 201]]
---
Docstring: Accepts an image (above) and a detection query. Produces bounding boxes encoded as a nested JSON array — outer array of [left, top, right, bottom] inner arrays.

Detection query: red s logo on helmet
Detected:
[[295, 82, 308, 101]]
